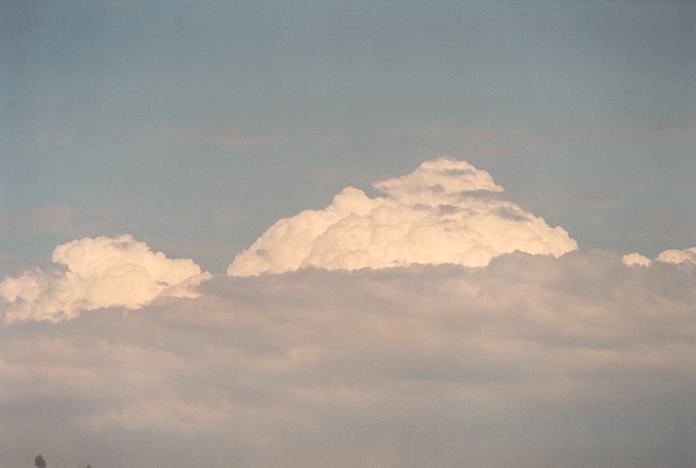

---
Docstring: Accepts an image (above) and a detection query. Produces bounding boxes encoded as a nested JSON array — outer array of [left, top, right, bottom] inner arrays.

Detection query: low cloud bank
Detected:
[[0, 235, 210, 322], [228, 157, 577, 276], [2, 157, 696, 466], [1, 251, 695, 467]]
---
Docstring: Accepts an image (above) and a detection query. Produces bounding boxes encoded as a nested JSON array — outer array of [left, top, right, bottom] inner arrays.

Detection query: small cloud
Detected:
[[622, 246, 696, 267], [0, 235, 211, 323], [622, 252, 652, 267], [657, 246, 696, 265]]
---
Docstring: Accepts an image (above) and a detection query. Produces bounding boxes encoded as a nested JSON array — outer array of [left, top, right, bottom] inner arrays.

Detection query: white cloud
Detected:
[[622, 246, 696, 267], [1, 252, 696, 467], [228, 157, 577, 276], [622, 252, 652, 266], [657, 246, 696, 265], [0, 235, 211, 323], [2, 158, 694, 466]]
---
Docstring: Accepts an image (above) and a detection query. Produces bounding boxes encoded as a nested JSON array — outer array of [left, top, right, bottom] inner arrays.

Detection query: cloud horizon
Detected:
[[2, 251, 696, 467], [1, 157, 695, 466], [2, 156, 695, 324]]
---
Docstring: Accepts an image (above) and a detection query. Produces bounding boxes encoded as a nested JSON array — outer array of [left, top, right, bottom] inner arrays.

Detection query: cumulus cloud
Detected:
[[0, 235, 211, 323], [228, 157, 577, 276], [622, 252, 652, 266], [623, 246, 696, 267], [657, 246, 696, 265], [1, 252, 696, 467], [3, 158, 694, 467]]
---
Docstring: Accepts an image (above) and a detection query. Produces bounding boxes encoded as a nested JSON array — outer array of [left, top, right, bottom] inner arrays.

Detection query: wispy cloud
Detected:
[[624, 117, 696, 143], [383, 125, 561, 158], [31, 131, 76, 147], [0, 205, 113, 237]]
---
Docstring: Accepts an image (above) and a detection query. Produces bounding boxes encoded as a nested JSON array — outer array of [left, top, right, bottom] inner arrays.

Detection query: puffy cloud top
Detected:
[[373, 157, 503, 204], [623, 246, 696, 267], [657, 246, 696, 265], [622, 252, 652, 266], [228, 156, 577, 276], [0, 235, 211, 322]]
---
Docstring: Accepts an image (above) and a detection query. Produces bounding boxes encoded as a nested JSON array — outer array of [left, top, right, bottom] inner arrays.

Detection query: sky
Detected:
[[1, 0, 695, 274], [1, 1, 696, 467]]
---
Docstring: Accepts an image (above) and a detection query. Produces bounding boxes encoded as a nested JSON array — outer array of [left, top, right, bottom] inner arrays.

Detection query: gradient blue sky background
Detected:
[[2, 0, 694, 273]]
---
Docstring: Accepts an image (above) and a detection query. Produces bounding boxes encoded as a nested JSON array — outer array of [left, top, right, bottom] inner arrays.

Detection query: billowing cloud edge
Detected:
[[227, 156, 578, 276], [623, 246, 696, 267], [4, 157, 695, 325], [0, 234, 211, 323]]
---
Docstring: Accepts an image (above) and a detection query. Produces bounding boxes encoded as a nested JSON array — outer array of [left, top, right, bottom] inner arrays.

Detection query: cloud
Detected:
[[622, 252, 652, 266], [228, 157, 577, 276], [1, 251, 696, 467], [0, 199, 174, 238], [657, 246, 696, 265], [2, 160, 693, 466], [400, 125, 561, 158], [0, 235, 211, 323], [623, 246, 696, 267]]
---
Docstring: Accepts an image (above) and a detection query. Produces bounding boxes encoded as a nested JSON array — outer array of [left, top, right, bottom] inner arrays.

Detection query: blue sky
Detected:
[[2, 0, 694, 273]]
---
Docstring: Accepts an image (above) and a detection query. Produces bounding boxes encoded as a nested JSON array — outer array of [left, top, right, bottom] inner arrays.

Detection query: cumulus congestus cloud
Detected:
[[0, 235, 211, 322], [228, 157, 578, 276]]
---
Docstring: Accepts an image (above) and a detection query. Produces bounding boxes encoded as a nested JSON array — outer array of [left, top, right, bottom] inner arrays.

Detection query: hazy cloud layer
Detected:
[[2, 251, 695, 467], [0, 235, 210, 323], [228, 157, 577, 276]]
